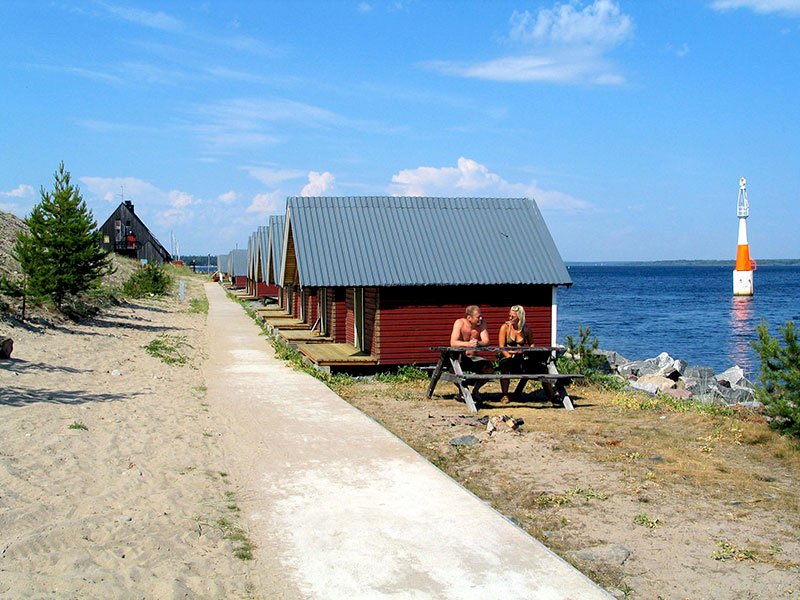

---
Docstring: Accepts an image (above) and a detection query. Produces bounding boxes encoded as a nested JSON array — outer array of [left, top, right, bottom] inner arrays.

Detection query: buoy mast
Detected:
[[733, 176, 754, 296]]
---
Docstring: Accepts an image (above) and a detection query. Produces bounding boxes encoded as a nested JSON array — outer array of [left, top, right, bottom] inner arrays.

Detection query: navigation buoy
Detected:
[[733, 177, 754, 296]]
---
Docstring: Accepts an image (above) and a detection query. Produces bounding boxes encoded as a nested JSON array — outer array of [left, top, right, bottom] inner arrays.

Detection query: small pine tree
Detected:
[[752, 319, 800, 437], [563, 324, 605, 374], [12, 162, 112, 311]]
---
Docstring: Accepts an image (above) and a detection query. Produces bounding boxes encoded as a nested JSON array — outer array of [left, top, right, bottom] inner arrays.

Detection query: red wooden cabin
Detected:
[[279, 196, 571, 368]]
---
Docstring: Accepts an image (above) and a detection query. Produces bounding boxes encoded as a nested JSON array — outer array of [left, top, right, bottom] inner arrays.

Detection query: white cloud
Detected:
[[218, 191, 239, 204], [427, 0, 632, 85], [247, 191, 283, 215], [188, 97, 346, 154], [245, 166, 305, 186], [389, 157, 589, 211], [710, 0, 800, 16], [1, 184, 34, 198], [358, 3, 373, 13], [510, 0, 633, 47], [80, 176, 196, 226], [99, 2, 185, 32], [300, 171, 335, 196]]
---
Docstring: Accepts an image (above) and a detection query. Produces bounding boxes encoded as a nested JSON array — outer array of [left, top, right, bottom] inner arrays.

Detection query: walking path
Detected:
[[202, 283, 611, 599]]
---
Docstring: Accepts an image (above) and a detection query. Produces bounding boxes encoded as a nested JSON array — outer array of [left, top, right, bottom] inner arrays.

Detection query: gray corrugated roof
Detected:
[[257, 225, 269, 281], [269, 215, 285, 284], [286, 196, 571, 287], [227, 249, 248, 277], [246, 233, 256, 279], [216, 254, 228, 272]]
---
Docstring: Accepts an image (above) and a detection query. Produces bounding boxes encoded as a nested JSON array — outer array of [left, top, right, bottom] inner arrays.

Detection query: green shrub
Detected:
[[557, 325, 624, 390], [123, 264, 173, 297], [752, 319, 800, 438]]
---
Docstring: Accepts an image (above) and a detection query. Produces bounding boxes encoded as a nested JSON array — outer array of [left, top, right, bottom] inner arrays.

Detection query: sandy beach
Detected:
[[0, 276, 263, 598]]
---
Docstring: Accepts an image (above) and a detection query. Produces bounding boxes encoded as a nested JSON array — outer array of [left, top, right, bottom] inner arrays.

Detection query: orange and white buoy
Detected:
[[733, 177, 755, 296]]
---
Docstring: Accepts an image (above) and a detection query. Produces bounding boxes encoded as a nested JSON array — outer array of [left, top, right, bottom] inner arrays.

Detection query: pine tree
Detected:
[[752, 319, 800, 437], [12, 162, 112, 311]]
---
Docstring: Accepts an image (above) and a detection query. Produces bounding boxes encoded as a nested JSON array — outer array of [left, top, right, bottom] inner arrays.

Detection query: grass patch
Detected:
[[68, 421, 88, 431], [633, 513, 660, 529], [188, 296, 209, 314], [374, 365, 429, 383], [144, 334, 192, 365], [711, 540, 756, 561], [217, 516, 254, 560]]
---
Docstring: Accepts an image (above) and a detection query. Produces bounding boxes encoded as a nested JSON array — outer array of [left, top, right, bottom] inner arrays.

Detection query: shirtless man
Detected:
[[450, 305, 490, 349], [450, 305, 493, 399]]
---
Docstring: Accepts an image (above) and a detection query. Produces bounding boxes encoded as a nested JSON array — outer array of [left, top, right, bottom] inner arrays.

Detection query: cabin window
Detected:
[[354, 287, 365, 351]]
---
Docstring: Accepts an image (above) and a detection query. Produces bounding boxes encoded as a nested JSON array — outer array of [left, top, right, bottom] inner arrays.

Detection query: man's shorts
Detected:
[[460, 354, 492, 373]]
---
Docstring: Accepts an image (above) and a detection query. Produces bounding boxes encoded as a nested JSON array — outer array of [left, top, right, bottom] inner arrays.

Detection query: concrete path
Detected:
[[202, 283, 612, 599]]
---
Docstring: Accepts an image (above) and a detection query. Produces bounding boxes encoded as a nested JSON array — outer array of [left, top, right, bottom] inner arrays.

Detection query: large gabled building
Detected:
[[278, 196, 571, 367], [98, 201, 172, 265]]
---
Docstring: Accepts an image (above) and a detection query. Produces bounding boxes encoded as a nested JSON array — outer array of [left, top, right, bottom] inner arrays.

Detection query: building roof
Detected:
[[227, 248, 248, 277], [257, 225, 269, 282], [216, 254, 228, 272], [246, 232, 256, 280], [269, 215, 285, 285], [284, 196, 571, 287]]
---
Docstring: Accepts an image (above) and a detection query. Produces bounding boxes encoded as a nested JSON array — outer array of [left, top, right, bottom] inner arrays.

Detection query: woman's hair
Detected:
[[510, 305, 526, 330]]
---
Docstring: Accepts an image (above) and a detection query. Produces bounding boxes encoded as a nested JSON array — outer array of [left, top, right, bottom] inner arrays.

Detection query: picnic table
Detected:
[[426, 346, 583, 413]]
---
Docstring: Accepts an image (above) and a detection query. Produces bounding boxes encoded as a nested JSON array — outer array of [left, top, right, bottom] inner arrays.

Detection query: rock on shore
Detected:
[[594, 349, 760, 409]]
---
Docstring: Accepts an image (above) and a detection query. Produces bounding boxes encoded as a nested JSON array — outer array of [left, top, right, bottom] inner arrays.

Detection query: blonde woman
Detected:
[[497, 305, 535, 403]]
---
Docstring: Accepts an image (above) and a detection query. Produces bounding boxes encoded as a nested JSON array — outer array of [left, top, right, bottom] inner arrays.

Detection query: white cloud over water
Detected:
[[389, 157, 589, 211]]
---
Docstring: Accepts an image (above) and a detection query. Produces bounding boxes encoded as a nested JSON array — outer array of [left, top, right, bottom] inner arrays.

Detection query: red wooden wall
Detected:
[[376, 285, 553, 365]]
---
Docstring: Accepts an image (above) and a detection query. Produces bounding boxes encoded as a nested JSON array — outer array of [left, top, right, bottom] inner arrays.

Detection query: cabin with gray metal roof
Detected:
[[277, 196, 570, 368], [226, 249, 248, 288]]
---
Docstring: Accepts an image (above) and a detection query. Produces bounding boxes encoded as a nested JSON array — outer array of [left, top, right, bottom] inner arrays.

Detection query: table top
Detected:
[[430, 345, 557, 353]]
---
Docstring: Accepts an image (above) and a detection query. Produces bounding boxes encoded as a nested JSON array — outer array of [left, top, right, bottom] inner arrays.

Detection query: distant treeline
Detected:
[[175, 254, 217, 266], [567, 259, 800, 267]]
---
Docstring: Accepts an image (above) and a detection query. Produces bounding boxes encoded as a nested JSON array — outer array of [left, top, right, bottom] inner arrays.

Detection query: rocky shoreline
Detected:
[[594, 349, 761, 409]]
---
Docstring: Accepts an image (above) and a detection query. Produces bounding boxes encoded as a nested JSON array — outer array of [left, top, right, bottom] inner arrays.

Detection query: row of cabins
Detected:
[[230, 196, 572, 369]]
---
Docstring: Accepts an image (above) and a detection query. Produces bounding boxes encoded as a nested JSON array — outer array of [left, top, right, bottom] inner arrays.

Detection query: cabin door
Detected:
[[318, 288, 328, 335], [299, 288, 307, 322], [353, 287, 365, 351]]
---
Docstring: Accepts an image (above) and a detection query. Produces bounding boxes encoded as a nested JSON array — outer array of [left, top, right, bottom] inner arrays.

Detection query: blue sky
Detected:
[[1, 0, 799, 260]]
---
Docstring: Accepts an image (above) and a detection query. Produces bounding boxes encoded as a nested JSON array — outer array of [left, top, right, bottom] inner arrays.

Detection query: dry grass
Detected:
[[336, 376, 800, 598]]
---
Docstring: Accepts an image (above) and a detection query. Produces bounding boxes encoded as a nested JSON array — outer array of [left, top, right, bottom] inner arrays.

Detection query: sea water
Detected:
[[557, 264, 800, 377]]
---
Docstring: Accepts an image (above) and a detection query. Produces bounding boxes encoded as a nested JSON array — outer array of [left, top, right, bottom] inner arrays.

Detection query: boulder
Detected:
[[716, 367, 756, 397], [449, 435, 479, 447], [714, 382, 756, 405], [567, 543, 631, 567], [637, 374, 677, 391], [619, 352, 679, 378], [627, 380, 659, 396], [684, 365, 716, 380], [594, 349, 629, 374], [716, 365, 747, 387], [662, 387, 693, 400], [0, 337, 12, 359], [657, 358, 687, 380]]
